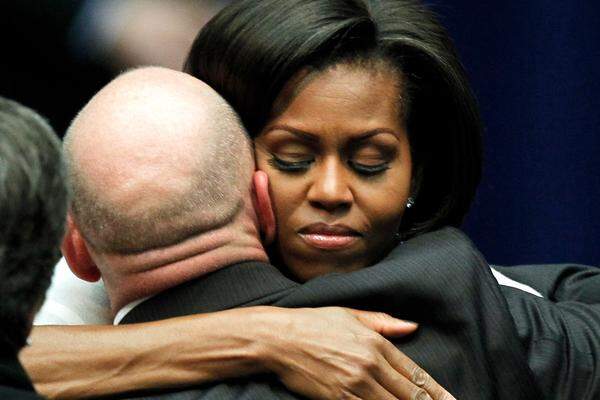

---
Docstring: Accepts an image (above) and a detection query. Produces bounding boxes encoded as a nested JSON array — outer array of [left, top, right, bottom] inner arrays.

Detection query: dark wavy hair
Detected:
[[0, 97, 67, 354], [185, 0, 482, 238]]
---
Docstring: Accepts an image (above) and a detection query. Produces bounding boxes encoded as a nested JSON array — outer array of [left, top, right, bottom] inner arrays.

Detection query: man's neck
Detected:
[[96, 220, 268, 314]]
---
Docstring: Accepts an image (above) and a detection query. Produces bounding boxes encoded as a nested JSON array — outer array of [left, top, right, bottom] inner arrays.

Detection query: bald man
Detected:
[[62, 67, 269, 314], [32, 67, 581, 400]]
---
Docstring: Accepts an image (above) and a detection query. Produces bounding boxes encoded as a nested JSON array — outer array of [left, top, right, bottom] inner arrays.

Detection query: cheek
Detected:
[[257, 168, 305, 233], [361, 173, 411, 232], [255, 151, 297, 235], [367, 193, 406, 229], [266, 173, 306, 264], [256, 144, 308, 219], [269, 176, 297, 222]]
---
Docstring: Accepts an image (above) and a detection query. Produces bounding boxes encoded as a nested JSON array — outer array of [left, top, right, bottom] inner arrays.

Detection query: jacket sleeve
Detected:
[[494, 263, 600, 303], [497, 264, 600, 399]]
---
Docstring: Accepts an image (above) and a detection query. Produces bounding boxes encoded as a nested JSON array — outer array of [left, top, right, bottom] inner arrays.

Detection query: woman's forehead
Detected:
[[263, 63, 406, 139]]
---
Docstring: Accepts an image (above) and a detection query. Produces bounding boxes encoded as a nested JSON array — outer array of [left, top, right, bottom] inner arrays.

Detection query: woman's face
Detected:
[[255, 63, 412, 281]]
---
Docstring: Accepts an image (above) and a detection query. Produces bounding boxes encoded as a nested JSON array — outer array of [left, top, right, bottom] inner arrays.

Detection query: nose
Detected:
[[307, 158, 353, 212]]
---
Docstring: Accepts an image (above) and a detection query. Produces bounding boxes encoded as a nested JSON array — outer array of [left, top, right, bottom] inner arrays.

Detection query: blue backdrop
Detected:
[[436, 1, 600, 266]]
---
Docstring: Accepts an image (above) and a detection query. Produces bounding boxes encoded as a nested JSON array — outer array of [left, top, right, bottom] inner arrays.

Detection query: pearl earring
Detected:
[[406, 197, 415, 209]]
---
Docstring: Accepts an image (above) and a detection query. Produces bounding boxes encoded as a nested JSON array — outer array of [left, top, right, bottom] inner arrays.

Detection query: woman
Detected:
[[184, 0, 481, 282], [23, 0, 599, 399]]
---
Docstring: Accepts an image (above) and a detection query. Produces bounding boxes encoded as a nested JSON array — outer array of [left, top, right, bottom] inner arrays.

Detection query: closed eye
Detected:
[[347, 160, 390, 176], [268, 154, 314, 172]]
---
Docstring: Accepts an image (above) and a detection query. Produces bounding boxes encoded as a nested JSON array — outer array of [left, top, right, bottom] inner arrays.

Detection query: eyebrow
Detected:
[[263, 124, 402, 142]]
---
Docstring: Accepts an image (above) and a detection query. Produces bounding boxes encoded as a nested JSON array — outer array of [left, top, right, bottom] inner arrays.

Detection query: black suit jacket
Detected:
[[119, 227, 551, 399], [0, 351, 43, 400], [494, 264, 600, 399]]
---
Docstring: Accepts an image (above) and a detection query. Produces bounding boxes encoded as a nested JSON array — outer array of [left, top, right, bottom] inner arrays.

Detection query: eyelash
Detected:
[[268, 155, 390, 177], [347, 160, 391, 176], [268, 155, 313, 172]]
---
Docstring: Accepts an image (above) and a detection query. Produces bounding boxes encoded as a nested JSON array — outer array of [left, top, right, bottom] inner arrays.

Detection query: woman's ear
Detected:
[[252, 170, 276, 245], [61, 213, 101, 282]]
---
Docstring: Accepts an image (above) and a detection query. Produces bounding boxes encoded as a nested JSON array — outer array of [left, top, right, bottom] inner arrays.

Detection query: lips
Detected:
[[298, 223, 361, 250]]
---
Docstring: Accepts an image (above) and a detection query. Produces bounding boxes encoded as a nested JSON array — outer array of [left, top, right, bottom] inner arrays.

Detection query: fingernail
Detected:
[[416, 389, 432, 400], [399, 320, 418, 328]]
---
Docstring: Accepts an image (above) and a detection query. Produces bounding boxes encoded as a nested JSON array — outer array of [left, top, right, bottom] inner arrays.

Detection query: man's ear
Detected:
[[252, 170, 276, 245], [61, 213, 101, 282]]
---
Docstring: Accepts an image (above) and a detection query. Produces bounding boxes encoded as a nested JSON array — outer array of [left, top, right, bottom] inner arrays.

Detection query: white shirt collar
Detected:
[[490, 267, 543, 298], [113, 295, 152, 325]]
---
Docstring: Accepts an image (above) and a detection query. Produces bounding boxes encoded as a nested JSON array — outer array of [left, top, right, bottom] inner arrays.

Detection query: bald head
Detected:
[[64, 67, 254, 254]]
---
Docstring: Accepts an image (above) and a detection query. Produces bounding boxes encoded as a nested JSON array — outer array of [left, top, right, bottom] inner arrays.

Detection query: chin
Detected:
[[285, 257, 368, 282]]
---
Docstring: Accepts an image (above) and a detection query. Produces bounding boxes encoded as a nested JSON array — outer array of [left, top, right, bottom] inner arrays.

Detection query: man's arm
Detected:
[[497, 264, 600, 399], [493, 263, 600, 302]]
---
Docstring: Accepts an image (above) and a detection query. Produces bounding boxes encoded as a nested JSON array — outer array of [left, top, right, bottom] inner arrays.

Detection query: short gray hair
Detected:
[[0, 96, 68, 352]]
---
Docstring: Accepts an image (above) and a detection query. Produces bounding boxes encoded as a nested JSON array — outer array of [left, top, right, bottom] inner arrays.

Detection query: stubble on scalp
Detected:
[[64, 68, 254, 254]]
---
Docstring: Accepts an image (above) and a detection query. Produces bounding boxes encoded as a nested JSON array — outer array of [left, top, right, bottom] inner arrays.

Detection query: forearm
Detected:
[[21, 306, 430, 400], [21, 308, 270, 399]]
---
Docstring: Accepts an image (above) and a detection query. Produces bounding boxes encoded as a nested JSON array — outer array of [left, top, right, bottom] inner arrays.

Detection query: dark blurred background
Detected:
[[1, 0, 598, 266], [439, 1, 600, 266]]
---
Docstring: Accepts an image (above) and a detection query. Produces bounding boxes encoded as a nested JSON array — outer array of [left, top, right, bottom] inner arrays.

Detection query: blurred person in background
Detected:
[[0, 0, 230, 136]]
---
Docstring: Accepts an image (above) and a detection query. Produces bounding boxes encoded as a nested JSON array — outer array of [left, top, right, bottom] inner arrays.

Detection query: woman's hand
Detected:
[[23, 306, 453, 399], [255, 306, 455, 400]]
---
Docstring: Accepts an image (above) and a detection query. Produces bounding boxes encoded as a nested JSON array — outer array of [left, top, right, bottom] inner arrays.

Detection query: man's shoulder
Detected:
[[121, 260, 297, 324]]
